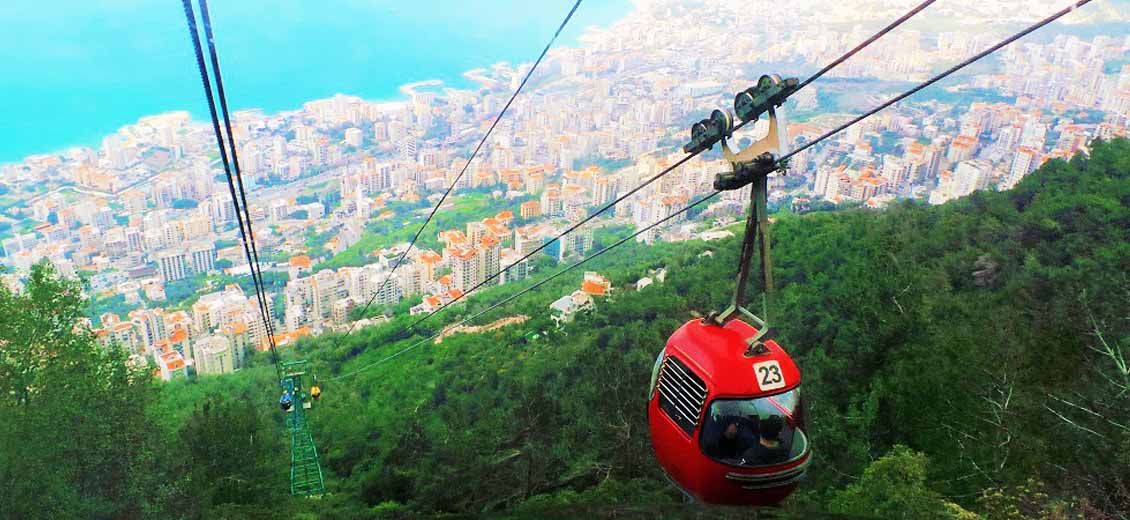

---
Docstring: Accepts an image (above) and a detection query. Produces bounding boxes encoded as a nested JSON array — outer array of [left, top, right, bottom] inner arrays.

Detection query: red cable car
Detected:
[[648, 319, 809, 505], [649, 76, 809, 505]]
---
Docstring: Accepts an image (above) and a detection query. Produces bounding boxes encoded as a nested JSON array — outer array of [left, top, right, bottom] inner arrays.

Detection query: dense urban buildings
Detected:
[[0, 0, 1125, 378]]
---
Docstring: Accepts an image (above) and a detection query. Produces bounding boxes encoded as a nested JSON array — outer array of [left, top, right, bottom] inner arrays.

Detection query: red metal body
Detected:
[[648, 318, 809, 506]]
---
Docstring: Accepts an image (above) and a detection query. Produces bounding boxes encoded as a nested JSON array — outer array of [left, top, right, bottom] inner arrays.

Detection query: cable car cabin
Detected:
[[648, 318, 809, 506]]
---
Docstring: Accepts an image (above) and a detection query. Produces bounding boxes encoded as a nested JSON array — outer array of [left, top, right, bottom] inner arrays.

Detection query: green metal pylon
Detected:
[[282, 360, 326, 497]]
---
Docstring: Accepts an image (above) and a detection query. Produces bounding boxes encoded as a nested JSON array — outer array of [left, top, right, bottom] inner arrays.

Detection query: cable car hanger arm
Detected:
[[684, 75, 796, 352]]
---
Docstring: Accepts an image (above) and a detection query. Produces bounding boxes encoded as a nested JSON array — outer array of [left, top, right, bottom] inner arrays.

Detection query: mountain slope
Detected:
[[2, 139, 1126, 519], [287, 138, 1129, 517]]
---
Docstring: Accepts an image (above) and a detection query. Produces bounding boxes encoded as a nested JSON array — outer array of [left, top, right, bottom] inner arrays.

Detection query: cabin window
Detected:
[[700, 388, 807, 467]]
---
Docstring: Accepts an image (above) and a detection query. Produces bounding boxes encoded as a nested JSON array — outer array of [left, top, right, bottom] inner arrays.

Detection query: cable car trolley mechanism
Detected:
[[648, 74, 810, 506]]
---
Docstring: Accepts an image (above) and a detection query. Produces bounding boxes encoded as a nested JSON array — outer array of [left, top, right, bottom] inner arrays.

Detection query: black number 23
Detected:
[[758, 365, 782, 386]]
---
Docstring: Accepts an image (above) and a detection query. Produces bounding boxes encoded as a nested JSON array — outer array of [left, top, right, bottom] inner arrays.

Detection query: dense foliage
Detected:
[[2, 139, 1126, 519]]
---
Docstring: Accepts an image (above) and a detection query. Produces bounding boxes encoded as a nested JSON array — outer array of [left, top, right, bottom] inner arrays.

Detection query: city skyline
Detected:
[[0, 0, 1126, 379]]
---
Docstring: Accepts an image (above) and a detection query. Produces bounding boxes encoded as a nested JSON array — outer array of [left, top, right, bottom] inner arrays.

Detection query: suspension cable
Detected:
[[198, 0, 278, 344], [391, 0, 939, 335], [331, 0, 1092, 380], [340, 0, 584, 339], [794, 0, 937, 92], [781, 0, 1093, 164], [332, 190, 719, 381], [182, 0, 281, 376]]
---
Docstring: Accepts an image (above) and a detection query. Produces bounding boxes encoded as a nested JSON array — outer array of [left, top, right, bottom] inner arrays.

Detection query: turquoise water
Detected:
[[0, 0, 631, 164]]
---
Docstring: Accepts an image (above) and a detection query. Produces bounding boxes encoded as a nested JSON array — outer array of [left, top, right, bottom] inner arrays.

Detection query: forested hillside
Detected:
[[2, 139, 1127, 519]]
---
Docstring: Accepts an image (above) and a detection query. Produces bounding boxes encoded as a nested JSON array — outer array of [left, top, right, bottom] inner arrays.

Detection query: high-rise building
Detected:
[[207, 193, 235, 229], [189, 242, 216, 275], [122, 191, 147, 213], [397, 134, 417, 162], [450, 247, 479, 291], [541, 186, 563, 217], [219, 321, 250, 369], [124, 227, 143, 252], [592, 177, 617, 206], [399, 264, 424, 297], [332, 298, 356, 326], [1, 233, 38, 257], [129, 309, 167, 351], [101, 135, 129, 169], [193, 335, 234, 375], [477, 235, 501, 287], [157, 250, 189, 283], [345, 127, 363, 147], [157, 351, 187, 381], [1006, 146, 1041, 188], [1020, 118, 1047, 149], [310, 269, 343, 321], [94, 207, 114, 230], [340, 266, 371, 304], [520, 200, 541, 219], [953, 160, 991, 197], [946, 135, 978, 164]]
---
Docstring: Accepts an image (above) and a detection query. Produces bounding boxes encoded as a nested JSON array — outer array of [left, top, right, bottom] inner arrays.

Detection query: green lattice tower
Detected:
[[281, 361, 326, 497]]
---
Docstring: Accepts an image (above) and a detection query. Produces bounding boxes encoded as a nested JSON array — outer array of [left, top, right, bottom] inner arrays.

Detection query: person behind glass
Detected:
[[711, 416, 757, 460], [743, 415, 789, 465]]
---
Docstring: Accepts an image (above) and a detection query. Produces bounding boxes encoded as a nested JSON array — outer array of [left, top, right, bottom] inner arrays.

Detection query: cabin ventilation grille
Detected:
[[657, 355, 706, 436]]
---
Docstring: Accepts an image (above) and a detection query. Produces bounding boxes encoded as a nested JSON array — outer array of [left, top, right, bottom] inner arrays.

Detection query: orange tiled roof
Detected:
[[486, 222, 509, 236], [419, 250, 442, 264], [169, 329, 188, 344], [439, 230, 468, 245], [582, 280, 608, 296], [160, 351, 185, 371], [451, 247, 477, 261], [289, 255, 312, 268], [952, 135, 978, 148]]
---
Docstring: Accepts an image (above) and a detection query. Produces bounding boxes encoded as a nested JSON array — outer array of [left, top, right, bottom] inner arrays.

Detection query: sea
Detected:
[[0, 0, 632, 164]]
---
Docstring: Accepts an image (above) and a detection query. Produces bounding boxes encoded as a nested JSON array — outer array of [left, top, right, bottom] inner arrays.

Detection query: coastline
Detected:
[[0, 2, 635, 166]]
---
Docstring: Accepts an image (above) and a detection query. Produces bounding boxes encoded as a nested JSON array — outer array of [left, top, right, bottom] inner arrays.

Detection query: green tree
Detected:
[[175, 397, 289, 514], [0, 262, 167, 518], [978, 479, 1086, 520], [829, 446, 978, 519]]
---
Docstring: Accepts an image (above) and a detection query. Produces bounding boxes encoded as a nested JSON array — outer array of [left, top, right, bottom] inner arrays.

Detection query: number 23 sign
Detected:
[[753, 360, 786, 391]]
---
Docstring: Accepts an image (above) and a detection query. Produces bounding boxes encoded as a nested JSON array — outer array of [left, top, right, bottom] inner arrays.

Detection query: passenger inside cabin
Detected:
[[743, 415, 790, 465], [705, 416, 757, 460]]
